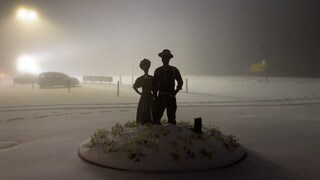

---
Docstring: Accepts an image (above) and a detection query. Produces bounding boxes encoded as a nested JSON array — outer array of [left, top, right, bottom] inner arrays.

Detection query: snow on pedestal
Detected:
[[78, 121, 246, 172]]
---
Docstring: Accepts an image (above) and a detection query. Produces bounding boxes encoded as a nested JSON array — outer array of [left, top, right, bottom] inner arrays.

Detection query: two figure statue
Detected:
[[133, 49, 183, 125]]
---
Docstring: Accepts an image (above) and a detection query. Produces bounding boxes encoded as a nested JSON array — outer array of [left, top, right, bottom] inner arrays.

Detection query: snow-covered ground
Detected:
[[1, 76, 320, 179]]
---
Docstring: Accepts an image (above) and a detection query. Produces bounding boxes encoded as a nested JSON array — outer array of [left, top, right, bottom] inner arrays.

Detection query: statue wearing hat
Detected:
[[133, 59, 155, 125], [153, 49, 183, 125]]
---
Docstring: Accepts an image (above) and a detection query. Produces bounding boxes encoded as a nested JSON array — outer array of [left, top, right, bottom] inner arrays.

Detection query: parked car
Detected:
[[13, 73, 37, 85], [38, 72, 79, 88]]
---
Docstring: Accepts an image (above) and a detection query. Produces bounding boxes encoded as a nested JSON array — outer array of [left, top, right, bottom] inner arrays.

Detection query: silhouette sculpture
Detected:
[[153, 49, 183, 125], [133, 59, 155, 125]]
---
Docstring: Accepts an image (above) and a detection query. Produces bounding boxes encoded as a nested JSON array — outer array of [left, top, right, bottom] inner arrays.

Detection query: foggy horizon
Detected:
[[1, 0, 319, 77]]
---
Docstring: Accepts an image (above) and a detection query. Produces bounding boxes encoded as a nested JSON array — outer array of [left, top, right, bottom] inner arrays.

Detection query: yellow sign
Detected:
[[249, 63, 265, 72]]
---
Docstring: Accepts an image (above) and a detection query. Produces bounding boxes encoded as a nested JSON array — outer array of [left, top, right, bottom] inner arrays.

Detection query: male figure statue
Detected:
[[153, 49, 183, 125]]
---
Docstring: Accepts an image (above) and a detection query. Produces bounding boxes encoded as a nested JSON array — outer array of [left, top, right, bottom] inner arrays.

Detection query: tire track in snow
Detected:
[[0, 97, 320, 112]]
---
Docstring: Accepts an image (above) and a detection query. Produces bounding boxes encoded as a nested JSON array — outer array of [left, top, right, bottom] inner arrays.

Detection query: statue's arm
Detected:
[[133, 78, 142, 95], [133, 86, 142, 95], [174, 68, 183, 95], [152, 70, 159, 99]]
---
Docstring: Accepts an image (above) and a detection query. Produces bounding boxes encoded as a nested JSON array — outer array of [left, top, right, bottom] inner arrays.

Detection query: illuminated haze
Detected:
[[0, 0, 319, 77]]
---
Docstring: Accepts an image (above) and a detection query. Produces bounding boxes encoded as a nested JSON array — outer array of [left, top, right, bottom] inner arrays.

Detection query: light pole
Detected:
[[131, 62, 134, 85], [262, 60, 268, 82], [15, 7, 40, 74]]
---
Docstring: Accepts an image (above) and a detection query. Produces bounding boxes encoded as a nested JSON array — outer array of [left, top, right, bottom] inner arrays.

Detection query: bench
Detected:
[[83, 76, 113, 83]]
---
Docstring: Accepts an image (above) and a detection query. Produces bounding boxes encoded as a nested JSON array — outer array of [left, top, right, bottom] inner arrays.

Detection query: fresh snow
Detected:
[[0, 76, 320, 179], [78, 122, 246, 172]]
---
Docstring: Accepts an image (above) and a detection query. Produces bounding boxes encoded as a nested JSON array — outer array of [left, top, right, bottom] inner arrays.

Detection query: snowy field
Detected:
[[1, 76, 320, 179]]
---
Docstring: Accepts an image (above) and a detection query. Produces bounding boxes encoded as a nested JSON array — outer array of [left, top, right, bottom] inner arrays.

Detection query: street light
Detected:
[[15, 6, 41, 74], [16, 8, 38, 22], [17, 54, 39, 74]]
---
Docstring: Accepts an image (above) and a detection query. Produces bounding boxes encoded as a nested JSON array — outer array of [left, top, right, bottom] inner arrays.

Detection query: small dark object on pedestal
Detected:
[[194, 118, 202, 134]]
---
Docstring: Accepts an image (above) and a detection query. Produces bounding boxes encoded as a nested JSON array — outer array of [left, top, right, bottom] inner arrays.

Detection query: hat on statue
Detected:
[[158, 49, 174, 58]]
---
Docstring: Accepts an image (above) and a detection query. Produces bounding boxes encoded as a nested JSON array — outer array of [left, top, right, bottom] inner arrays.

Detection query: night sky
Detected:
[[0, 0, 319, 77]]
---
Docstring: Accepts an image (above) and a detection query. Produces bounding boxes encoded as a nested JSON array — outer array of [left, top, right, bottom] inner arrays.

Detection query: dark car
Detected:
[[13, 73, 38, 85], [38, 72, 79, 88]]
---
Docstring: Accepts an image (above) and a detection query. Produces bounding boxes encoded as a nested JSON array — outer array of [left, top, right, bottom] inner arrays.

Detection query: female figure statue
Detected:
[[133, 59, 154, 125]]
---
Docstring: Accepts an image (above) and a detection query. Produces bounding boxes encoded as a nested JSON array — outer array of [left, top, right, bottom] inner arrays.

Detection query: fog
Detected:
[[1, 1, 320, 179], [0, 0, 319, 77]]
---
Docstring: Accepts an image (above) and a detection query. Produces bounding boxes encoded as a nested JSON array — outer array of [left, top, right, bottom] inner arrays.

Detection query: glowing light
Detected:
[[17, 9, 28, 18], [16, 8, 38, 22], [17, 55, 39, 73], [29, 11, 37, 20]]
